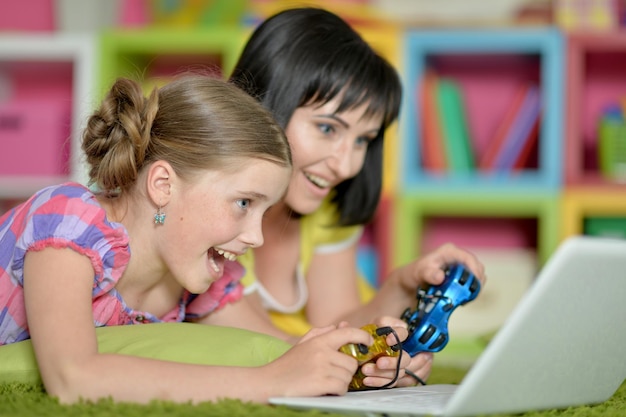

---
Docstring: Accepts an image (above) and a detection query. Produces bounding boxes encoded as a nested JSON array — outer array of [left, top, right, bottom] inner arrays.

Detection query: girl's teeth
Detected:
[[216, 248, 237, 261], [208, 253, 220, 273]]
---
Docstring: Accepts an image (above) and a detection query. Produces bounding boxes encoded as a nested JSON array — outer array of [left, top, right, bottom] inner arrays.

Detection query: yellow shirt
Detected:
[[239, 197, 375, 336]]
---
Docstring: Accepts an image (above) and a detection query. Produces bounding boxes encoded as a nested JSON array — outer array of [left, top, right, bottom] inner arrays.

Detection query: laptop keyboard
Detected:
[[346, 386, 455, 411]]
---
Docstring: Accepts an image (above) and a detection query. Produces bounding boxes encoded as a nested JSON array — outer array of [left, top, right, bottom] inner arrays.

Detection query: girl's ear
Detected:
[[146, 160, 174, 207]]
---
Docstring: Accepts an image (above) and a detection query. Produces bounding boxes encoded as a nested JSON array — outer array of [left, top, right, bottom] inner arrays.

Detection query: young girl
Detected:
[[0, 75, 394, 404], [211, 7, 487, 388]]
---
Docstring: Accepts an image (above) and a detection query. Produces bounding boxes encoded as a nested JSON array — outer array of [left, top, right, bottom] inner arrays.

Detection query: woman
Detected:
[[207, 7, 486, 389]]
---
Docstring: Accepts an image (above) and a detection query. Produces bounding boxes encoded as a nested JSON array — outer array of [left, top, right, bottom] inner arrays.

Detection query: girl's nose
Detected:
[[239, 217, 264, 249]]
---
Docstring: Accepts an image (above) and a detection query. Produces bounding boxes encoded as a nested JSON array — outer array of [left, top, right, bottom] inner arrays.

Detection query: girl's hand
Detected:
[[263, 325, 373, 397], [358, 317, 429, 389]]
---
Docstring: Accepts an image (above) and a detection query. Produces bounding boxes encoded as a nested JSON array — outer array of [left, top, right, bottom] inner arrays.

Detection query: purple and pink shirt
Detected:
[[0, 182, 244, 346]]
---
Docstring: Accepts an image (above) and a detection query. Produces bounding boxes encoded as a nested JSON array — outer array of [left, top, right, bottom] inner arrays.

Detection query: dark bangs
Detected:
[[298, 39, 401, 132], [229, 7, 402, 227]]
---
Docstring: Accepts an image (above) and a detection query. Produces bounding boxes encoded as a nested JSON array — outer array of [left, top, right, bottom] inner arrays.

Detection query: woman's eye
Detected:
[[236, 199, 251, 210], [317, 123, 334, 135], [356, 136, 374, 147]]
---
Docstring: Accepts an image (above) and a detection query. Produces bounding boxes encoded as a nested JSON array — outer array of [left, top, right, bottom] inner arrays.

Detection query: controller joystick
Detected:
[[340, 324, 401, 391], [401, 264, 481, 356]]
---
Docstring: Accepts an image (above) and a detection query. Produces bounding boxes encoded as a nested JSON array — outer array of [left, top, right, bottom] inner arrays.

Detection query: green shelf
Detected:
[[392, 191, 561, 269]]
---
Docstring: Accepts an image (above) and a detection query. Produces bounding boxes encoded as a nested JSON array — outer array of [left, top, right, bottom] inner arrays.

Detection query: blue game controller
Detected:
[[400, 264, 481, 356]]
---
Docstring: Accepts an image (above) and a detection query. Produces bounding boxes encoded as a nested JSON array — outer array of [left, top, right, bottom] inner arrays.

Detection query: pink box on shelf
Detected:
[[0, 99, 72, 176], [0, 0, 55, 31]]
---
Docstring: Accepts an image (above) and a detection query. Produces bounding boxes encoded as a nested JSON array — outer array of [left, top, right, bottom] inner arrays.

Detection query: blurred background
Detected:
[[2, 0, 626, 364]]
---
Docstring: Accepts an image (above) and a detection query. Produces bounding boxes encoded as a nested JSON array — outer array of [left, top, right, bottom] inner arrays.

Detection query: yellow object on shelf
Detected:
[[150, 0, 249, 27], [554, 0, 619, 31], [561, 188, 626, 238]]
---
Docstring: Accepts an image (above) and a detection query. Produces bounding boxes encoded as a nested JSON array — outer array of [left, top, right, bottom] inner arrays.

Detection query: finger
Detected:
[[387, 326, 408, 345], [360, 361, 401, 380], [410, 352, 433, 370], [327, 349, 362, 375], [373, 316, 407, 329], [407, 353, 434, 384], [441, 246, 486, 284], [370, 349, 411, 371], [362, 373, 405, 388], [298, 324, 338, 343], [337, 320, 351, 327], [425, 246, 487, 286], [396, 372, 426, 387], [324, 326, 373, 351]]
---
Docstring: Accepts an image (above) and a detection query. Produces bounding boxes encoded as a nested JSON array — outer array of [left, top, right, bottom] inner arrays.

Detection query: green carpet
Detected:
[[1, 367, 624, 417]]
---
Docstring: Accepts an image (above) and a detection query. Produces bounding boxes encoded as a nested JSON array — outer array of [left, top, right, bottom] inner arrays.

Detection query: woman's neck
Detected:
[[264, 200, 300, 229]]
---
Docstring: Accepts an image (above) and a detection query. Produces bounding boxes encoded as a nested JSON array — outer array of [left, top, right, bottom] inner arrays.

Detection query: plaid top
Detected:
[[0, 182, 244, 346]]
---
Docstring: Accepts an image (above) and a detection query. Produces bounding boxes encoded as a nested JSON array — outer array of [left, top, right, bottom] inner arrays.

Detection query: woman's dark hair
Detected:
[[230, 7, 402, 226]]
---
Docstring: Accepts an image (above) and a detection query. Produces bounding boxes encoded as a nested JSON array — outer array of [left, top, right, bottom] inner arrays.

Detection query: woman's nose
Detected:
[[327, 140, 354, 179]]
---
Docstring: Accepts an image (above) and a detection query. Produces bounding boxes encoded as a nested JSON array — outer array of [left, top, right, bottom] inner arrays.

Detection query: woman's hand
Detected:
[[398, 243, 487, 292]]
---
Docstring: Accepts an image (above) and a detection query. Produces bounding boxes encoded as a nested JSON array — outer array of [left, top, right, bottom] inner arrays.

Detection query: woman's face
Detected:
[[283, 95, 383, 215]]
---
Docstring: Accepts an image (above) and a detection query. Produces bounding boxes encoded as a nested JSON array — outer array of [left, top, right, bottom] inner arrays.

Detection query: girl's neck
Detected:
[[96, 192, 184, 316]]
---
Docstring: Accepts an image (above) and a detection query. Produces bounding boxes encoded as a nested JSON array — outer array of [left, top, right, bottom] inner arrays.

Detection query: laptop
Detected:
[[270, 235, 626, 416]]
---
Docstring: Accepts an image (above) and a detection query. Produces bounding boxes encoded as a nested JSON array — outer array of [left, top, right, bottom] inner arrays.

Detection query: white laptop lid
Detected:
[[270, 236, 626, 416]]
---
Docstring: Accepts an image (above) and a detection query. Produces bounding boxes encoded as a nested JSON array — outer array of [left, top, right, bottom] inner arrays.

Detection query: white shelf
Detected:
[[0, 34, 97, 196]]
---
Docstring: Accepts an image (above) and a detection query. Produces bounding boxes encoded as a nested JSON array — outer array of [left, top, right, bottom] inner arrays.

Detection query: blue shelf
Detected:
[[400, 28, 565, 193]]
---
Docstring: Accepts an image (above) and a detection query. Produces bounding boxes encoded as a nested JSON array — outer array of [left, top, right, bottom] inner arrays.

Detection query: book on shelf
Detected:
[[419, 71, 447, 172], [480, 84, 541, 172], [512, 114, 540, 171], [436, 78, 474, 172], [479, 85, 527, 170], [494, 86, 541, 171]]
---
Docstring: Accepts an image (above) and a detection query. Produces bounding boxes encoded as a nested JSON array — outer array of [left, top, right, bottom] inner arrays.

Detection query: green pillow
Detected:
[[0, 323, 291, 385]]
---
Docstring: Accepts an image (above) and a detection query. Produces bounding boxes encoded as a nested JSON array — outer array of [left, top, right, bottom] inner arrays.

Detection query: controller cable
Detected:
[[405, 369, 427, 386], [375, 326, 404, 390], [371, 327, 426, 389]]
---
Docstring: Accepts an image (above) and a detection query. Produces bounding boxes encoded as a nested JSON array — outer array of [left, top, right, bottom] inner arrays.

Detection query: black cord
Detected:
[[375, 326, 428, 388], [357, 327, 428, 390], [376, 326, 403, 390], [405, 369, 427, 386]]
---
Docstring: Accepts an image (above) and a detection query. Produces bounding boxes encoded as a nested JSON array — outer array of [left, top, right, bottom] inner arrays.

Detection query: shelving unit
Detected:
[[0, 34, 96, 201], [392, 192, 560, 268], [353, 24, 402, 283], [400, 28, 564, 193], [392, 28, 564, 277], [98, 26, 248, 97], [391, 28, 566, 363], [2, 4, 626, 366], [561, 32, 626, 242], [561, 187, 626, 237], [356, 24, 402, 196], [565, 31, 626, 187]]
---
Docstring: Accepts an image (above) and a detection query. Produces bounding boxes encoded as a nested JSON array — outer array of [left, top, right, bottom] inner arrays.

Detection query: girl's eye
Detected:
[[236, 199, 251, 210]]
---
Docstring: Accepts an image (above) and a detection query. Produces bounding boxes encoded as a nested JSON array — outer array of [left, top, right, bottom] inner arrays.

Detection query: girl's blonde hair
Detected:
[[82, 74, 291, 194]]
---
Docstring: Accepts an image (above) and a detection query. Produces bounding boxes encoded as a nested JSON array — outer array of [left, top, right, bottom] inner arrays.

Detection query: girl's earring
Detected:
[[154, 205, 166, 225]]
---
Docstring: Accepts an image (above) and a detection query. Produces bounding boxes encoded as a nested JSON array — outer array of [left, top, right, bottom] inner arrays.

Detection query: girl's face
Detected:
[[160, 158, 290, 294], [283, 95, 383, 215]]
